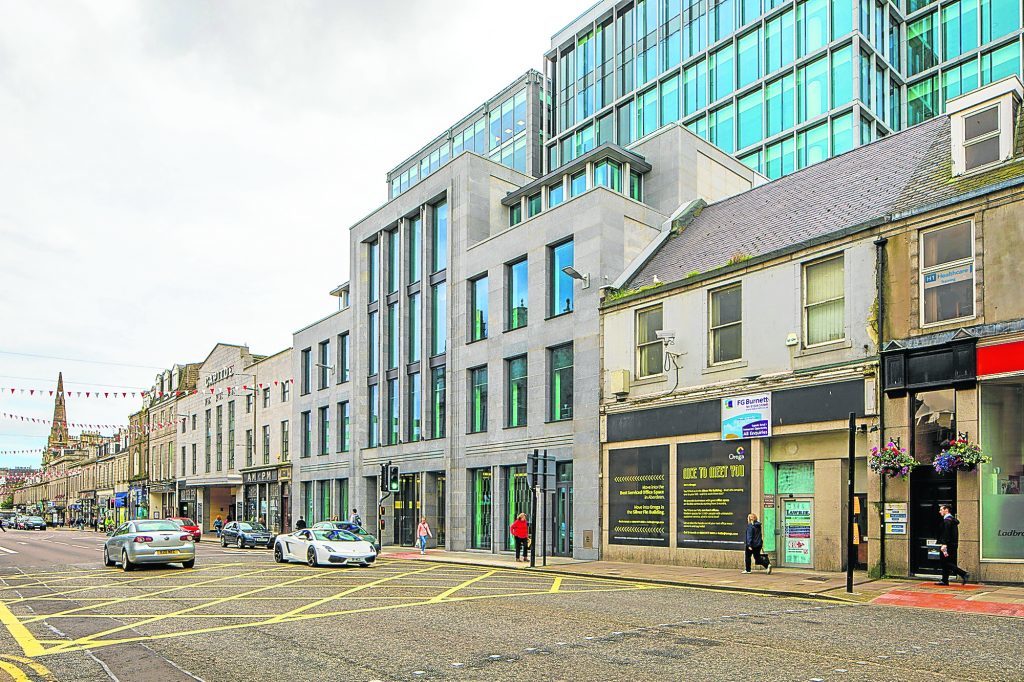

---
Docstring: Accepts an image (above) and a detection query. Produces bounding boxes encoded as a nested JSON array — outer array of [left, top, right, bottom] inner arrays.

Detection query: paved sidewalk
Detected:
[[381, 548, 1024, 615]]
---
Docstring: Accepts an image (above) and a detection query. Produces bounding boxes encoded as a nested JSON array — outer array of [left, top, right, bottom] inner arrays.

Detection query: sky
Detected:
[[0, 0, 592, 468]]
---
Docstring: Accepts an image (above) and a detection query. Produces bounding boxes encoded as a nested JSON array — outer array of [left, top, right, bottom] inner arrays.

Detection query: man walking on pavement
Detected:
[[936, 504, 969, 586]]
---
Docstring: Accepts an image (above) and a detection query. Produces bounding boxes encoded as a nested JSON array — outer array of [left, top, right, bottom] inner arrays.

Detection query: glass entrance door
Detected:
[[435, 474, 446, 546], [909, 466, 956, 575], [505, 465, 530, 550], [394, 473, 420, 546], [553, 462, 573, 557], [781, 498, 814, 567]]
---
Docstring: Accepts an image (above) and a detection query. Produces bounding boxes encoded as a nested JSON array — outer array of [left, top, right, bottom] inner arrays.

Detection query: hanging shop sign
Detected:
[[676, 440, 751, 550], [608, 445, 670, 547], [243, 469, 279, 484], [721, 393, 772, 439]]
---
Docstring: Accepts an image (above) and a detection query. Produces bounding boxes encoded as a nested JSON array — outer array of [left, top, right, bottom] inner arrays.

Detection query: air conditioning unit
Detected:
[[610, 369, 630, 400]]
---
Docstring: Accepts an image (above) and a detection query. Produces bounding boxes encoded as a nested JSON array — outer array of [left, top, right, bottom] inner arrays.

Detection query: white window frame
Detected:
[[709, 283, 743, 365], [961, 105, 1001, 174], [802, 253, 846, 348], [919, 220, 976, 328], [635, 304, 664, 379]]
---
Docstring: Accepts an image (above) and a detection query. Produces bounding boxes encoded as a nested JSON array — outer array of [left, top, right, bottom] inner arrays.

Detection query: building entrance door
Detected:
[[435, 474, 446, 546], [909, 466, 956, 575], [553, 471, 573, 557], [394, 473, 420, 546], [781, 498, 814, 568]]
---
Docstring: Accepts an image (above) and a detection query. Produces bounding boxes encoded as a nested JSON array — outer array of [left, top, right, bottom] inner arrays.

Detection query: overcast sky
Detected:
[[0, 0, 590, 468]]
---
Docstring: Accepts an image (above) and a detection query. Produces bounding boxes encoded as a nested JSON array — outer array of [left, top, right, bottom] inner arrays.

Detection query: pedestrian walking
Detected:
[[295, 517, 307, 530], [416, 517, 432, 555], [349, 509, 362, 526], [510, 513, 529, 562], [214, 515, 223, 538], [743, 513, 771, 574], [936, 504, 969, 586]]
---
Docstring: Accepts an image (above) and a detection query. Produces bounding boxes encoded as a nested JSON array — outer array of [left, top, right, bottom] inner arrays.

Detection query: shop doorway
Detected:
[[435, 475, 446, 546], [781, 498, 814, 568], [553, 462, 573, 557], [394, 473, 420, 546], [909, 466, 956, 575]]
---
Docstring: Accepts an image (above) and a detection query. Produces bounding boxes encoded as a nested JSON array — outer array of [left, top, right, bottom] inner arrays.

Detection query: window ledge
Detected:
[[701, 359, 748, 375], [545, 310, 574, 322], [795, 339, 852, 357], [503, 424, 528, 430], [466, 337, 488, 346], [543, 417, 573, 424], [632, 374, 668, 387], [503, 325, 528, 334]]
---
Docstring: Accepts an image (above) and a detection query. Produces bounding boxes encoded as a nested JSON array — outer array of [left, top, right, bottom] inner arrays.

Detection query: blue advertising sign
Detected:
[[721, 393, 771, 439]]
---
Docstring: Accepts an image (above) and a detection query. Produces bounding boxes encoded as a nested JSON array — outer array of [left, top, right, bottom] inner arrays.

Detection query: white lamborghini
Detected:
[[273, 528, 378, 567]]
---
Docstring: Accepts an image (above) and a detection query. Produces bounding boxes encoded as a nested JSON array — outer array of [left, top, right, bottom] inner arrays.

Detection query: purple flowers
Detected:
[[933, 439, 988, 473], [869, 442, 916, 479]]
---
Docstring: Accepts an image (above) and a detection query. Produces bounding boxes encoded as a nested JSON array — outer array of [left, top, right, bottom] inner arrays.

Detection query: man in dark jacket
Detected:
[[743, 513, 772, 574], [936, 504, 969, 586]]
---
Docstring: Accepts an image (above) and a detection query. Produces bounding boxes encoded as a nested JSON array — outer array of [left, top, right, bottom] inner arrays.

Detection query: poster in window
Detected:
[[677, 440, 751, 550], [608, 446, 669, 547]]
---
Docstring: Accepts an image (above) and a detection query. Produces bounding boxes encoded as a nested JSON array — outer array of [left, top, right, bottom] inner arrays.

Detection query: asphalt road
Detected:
[[0, 528, 1019, 682]]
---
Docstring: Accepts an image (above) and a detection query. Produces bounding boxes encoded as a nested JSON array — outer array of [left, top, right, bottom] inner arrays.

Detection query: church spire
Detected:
[[46, 372, 69, 459]]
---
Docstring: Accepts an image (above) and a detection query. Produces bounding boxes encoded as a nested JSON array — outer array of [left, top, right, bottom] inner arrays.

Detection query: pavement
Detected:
[[0, 528, 1019, 681]]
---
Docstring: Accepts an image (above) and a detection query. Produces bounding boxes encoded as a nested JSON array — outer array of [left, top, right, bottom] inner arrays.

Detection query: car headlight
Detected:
[[323, 545, 337, 552]]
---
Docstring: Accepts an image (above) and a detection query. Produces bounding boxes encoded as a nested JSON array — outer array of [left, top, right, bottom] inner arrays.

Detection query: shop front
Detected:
[[178, 484, 197, 522], [241, 466, 290, 533], [129, 482, 149, 520]]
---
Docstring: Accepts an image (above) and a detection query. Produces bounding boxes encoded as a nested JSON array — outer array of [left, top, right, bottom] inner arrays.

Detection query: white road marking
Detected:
[[0, 545, 18, 554]]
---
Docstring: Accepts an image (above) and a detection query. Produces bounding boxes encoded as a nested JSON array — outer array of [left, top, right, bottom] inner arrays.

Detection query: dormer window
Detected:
[[963, 106, 1000, 171], [947, 75, 1022, 176]]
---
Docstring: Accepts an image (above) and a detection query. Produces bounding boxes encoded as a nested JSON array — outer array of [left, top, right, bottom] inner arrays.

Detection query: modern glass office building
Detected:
[[543, 0, 1022, 179]]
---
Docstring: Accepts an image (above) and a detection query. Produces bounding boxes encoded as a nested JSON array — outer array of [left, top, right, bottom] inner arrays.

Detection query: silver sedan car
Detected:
[[103, 519, 196, 571]]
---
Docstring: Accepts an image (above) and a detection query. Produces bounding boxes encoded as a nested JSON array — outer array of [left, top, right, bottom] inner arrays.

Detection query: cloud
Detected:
[[0, 0, 590, 464]]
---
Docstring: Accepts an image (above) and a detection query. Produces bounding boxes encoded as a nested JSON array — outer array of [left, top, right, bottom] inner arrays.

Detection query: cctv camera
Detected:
[[655, 330, 676, 344]]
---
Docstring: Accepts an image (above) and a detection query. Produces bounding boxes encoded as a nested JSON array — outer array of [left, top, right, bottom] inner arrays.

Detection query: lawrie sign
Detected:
[[721, 393, 771, 439]]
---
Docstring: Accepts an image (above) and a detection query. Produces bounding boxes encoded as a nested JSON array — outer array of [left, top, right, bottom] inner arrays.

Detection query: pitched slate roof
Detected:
[[626, 112, 1024, 289]]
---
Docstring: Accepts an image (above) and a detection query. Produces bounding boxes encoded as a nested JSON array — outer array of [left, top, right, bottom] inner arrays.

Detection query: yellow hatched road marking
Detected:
[[427, 570, 496, 603], [0, 659, 29, 682], [0, 601, 45, 658], [0, 655, 53, 679], [549, 577, 562, 593]]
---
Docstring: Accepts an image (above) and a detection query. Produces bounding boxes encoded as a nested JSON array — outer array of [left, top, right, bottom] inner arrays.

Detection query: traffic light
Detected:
[[388, 466, 400, 493]]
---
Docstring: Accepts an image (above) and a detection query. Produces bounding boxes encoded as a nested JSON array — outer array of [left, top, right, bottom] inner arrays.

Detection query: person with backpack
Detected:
[[349, 508, 362, 526], [936, 504, 969, 586], [743, 513, 772, 574], [510, 513, 530, 562]]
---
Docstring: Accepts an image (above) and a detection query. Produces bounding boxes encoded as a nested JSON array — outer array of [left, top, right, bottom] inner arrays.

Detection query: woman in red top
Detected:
[[510, 513, 530, 562]]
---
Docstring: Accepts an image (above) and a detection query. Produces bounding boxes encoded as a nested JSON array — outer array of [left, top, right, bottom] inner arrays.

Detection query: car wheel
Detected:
[[307, 547, 319, 567], [220, 535, 227, 548], [181, 559, 195, 569], [103, 546, 115, 567], [274, 544, 285, 563], [236, 537, 245, 549], [121, 551, 134, 572], [194, 537, 200, 543]]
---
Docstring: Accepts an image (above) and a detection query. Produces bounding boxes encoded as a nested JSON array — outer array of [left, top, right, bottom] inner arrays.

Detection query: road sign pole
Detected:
[[847, 412, 856, 594], [542, 450, 548, 567]]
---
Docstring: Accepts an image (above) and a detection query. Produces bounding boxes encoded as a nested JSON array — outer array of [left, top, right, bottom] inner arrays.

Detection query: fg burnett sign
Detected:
[[721, 393, 771, 439]]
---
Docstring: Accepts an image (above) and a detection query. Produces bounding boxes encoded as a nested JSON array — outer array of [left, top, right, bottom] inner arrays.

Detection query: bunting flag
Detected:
[[0, 410, 189, 435], [0, 379, 294, 399]]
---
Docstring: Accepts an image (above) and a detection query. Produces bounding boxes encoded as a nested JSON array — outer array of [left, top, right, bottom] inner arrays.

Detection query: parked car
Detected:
[[311, 521, 381, 553], [103, 519, 195, 571], [274, 528, 376, 567], [24, 516, 46, 531], [221, 521, 273, 549], [166, 517, 202, 542]]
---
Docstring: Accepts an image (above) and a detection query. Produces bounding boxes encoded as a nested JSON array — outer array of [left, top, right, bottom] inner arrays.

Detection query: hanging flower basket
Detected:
[[869, 442, 916, 479], [933, 438, 989, 474]]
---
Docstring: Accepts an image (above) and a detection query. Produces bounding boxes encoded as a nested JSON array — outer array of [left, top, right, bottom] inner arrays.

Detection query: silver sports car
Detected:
[[103, 519, 196, 571]]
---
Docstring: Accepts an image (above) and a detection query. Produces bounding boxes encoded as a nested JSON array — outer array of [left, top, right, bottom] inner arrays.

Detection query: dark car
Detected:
[[25, 516, 46, 531], [311, 521, 380, 553], [221, 521, 273, 549]]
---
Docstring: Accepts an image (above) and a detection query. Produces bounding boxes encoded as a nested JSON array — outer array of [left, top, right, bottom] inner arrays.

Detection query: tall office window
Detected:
[[797, 0, 828, 56], [367, 384, 380, 448], [920, 221, 975, 325], [710, 43, 735, 101], [408, 292, 421, 360], [469, 366, 488, 433], [549, 344, 574, 422], [191, 443, 197, 475], [430, 366, 446, 438], [407, 373, 421, 442], [431, 282, 447, 356], [300, 348, 311, 394], [386, 379, 399, 446], [387, 229, 399, 294], [506, 356, 528, 428], [262, 424, 271, 465], [281, 420, 289, 461], [245, 428, 253, 467], [797, 55, 828, 122], [301, 410, 311, 458], [262, 386, 271, 408], [710, 284, 743, 364], [204, 409, 211, 472], [432, 200, 448, 273], [549, 240, 575, 316], [766, 9, 795, 74], [387, 304, 399, 370], [318, 406, 330, 455], [368, 239, 379, 303], [594, 159, 622, 191], [215, 405, 223, 471], [182, 446, 186, 476], [804, 255, 846, 345], [980, 0, 1020, 44], [738, 28, 761, 88], [408, 214, 422, 283], [908, 14, 939, 76], [636, 305, 664, 378], [337, 402, 350, 452], [368, 310, 379, 375], [318, 340, 330, 389], [470, 276, 488, 341], [227, 401, 235, 470], [338, 332, 350, 383], [507, 257, 529, 330]]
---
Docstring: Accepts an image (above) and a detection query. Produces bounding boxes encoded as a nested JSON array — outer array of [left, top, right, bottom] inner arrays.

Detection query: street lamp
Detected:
[[561, 266, 590, 289]]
